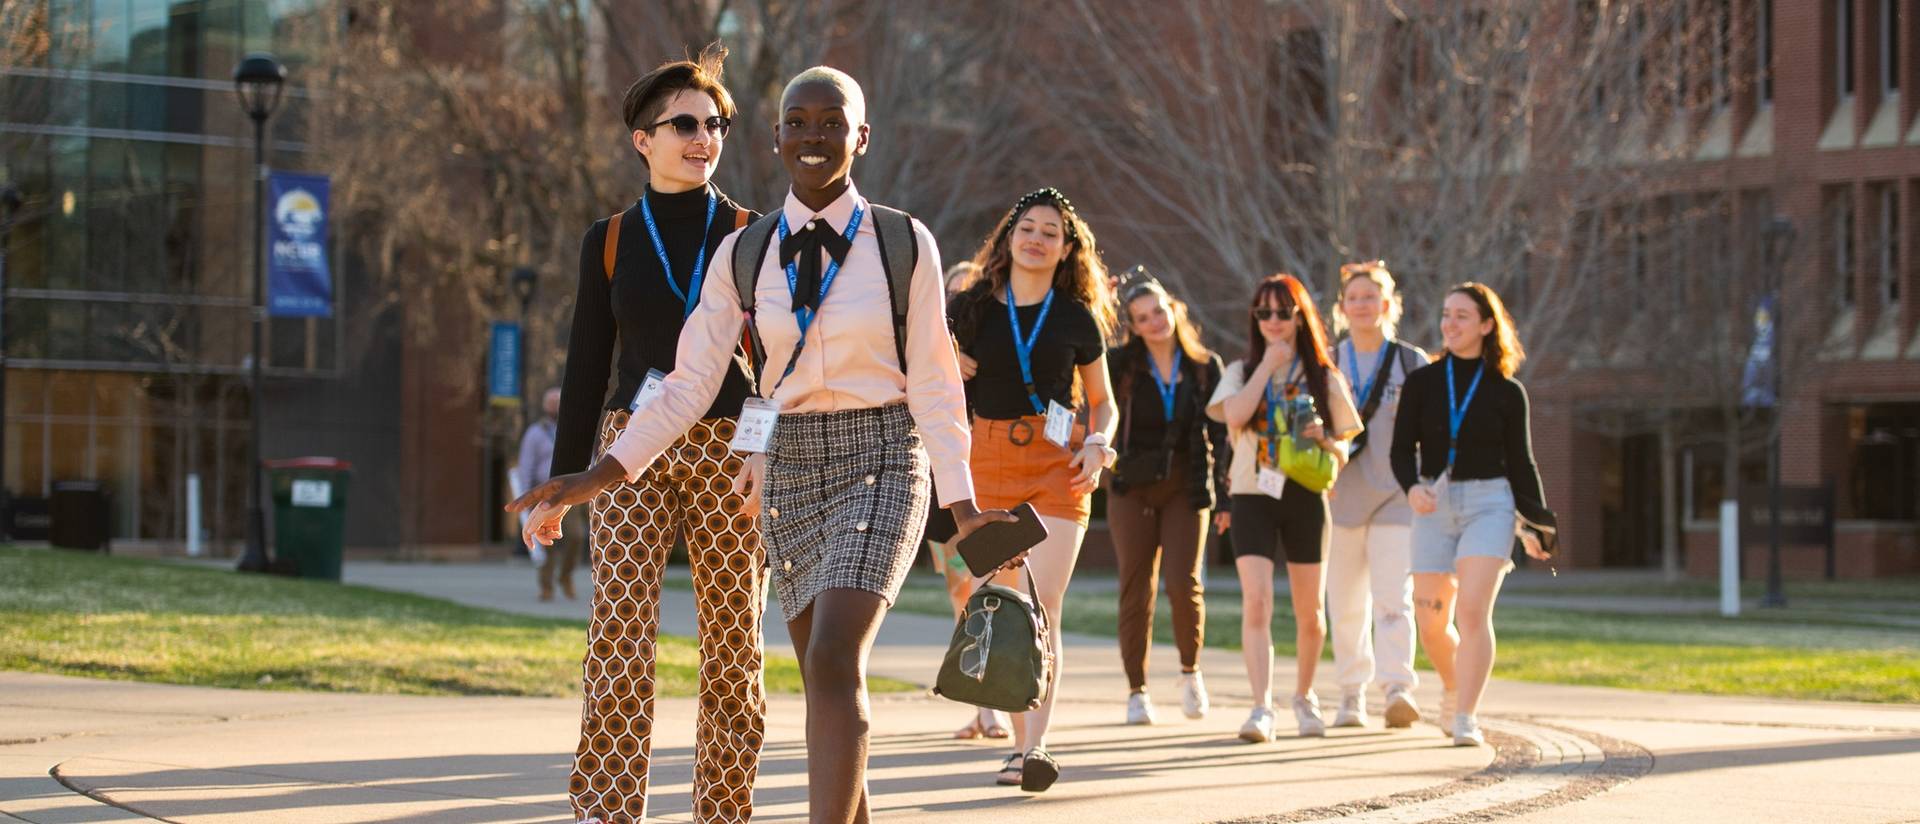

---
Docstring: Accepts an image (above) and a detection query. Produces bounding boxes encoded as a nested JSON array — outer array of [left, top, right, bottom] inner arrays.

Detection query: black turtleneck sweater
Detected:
[[1388, 354, 1550, 523], [550, 185, 759, 477]]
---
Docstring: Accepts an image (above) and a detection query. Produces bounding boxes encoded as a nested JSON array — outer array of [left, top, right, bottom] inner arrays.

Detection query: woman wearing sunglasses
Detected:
[[1324, 261, 1432, 732], [514, 66, 1010, 824], [948, 187, 1118, 792], [1390, 282, 1555, 747], [1104, 276, 1227, 726], [1206, 274, 1361, 742], [517, 47, 766, 824]]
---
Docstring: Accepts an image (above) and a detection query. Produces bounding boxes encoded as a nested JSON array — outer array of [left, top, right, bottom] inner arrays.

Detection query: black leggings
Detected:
[[1230, 490, 1328, 565]]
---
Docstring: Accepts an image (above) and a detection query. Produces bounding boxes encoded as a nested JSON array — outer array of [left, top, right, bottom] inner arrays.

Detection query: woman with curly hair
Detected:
[[948, 187, 1118, 792]]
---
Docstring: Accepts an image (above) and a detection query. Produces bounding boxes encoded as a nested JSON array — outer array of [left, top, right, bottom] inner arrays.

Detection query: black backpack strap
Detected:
[[731, 212, 781, 394], [1348, 341, 1401, 458], [868, 204, 918, 377]]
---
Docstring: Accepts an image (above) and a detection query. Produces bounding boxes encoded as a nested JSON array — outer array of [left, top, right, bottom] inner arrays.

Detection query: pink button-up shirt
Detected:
[[602, 183, 976, 506]]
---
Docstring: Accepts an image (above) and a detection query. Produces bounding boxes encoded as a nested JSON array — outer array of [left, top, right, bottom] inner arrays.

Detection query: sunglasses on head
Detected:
[[645, 113, 731, 140], [1253, 305, 1296, 322]]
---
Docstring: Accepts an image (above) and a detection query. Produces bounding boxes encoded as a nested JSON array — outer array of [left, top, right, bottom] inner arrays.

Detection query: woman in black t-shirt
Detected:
[[1389, 282, 1555, 748], [1104, 277, 1227, 726], [949, 187, 1117, 792]]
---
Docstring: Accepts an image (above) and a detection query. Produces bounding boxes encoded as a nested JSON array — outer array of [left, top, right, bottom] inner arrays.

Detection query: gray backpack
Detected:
[[730, 205, 918, 391]]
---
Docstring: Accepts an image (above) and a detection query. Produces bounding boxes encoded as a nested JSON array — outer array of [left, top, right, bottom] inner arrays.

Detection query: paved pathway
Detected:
[[3, 560, 1917, 822]]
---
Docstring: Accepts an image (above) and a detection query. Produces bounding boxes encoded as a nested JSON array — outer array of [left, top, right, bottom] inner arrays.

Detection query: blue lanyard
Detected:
[[1445, 355, 1486, 471], [1262, 358, 1301, 465], [1005, 283, 1057, 415], [1148, 349, 1183, 422], [771, 204, 865, 393], [640, 191, 717, 320], [1344, 339, 1383, 412]]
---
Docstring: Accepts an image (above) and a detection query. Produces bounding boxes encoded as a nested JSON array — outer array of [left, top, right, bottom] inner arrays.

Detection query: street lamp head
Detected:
[[511, 266, 538, 305], [232, 53, 287, 123]]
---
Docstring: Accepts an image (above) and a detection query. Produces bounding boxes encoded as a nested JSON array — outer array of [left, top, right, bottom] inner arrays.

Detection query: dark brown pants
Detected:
[[1106, 465, 1208, 691]]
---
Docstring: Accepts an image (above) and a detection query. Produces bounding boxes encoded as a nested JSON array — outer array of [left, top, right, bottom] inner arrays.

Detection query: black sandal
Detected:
[[996, 753, 1024, 786], [1020, 747, 1060, 792]]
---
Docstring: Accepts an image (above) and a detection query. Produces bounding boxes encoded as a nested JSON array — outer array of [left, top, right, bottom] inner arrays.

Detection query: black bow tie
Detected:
[[779, 217, 854, 314]]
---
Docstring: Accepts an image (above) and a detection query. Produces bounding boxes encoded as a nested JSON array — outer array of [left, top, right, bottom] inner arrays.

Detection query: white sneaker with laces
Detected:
[[1452, 713, 1485, 747], [1292, 693, 1326, 738], [1438, 690, 1458, 737], [1126, 690, 1157, 725], [1383, 685, 1420, 729], [1179, 671, 1209, 719], [1332, 690, 1367, 728], [1238, 706, 1276, 743]]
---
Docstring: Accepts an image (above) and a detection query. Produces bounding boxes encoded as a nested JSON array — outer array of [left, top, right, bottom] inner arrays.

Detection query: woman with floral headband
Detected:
[[949, 187, 1118, 792]]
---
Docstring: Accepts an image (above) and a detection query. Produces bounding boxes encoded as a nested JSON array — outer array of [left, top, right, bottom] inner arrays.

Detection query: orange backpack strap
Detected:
[[734, 208, 750, 231], [602, 211, 623, 280]]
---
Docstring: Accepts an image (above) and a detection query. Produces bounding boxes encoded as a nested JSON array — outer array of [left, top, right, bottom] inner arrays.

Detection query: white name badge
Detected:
[[1428, 469, 1451, 502], [1044, 400, 1074, 448], [1257, 467, 1287, 499], [729, 397, 780, 454], [630, 369, 667, 414]]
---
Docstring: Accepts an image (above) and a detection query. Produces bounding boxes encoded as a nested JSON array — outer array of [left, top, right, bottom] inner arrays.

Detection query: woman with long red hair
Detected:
[[1207, 274, 1361, 742]]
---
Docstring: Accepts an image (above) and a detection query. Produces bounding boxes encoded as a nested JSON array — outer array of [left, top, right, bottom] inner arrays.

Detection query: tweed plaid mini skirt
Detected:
[[762, 403, 932, 620]]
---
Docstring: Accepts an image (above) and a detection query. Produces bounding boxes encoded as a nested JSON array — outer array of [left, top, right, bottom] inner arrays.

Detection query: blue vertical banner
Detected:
[[267, 171, 333, 317], [1740, 294, 1776, 408], [488, 321, 523, 406]]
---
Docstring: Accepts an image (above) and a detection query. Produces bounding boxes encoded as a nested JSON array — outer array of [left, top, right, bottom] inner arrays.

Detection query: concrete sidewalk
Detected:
[[3, 560, 1918, 823]]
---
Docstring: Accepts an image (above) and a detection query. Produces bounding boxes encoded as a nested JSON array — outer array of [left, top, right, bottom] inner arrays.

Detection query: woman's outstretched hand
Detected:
[[507, 459, 627, 515]]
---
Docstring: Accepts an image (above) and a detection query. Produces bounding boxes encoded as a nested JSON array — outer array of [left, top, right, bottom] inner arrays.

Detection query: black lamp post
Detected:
[[1760, 216, 1797, 609], [0, 183, 21, 541], [511, 266, 538, 430], [233, 53, 286, 572]]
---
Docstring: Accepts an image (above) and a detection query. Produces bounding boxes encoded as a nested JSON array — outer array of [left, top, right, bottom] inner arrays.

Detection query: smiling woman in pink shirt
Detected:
[[511, 67, 1012, 824]]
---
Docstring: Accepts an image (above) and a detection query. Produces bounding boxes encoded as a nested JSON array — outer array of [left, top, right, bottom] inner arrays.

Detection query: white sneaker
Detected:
[[1452, 713, 1485, 747], [1179, 671, 1210, 719], [1238, 706, 1275, 743], [1438, 690, 1458, 737], [1292, 693, 1326, 738], [1383, 685, 1420, 729], [1126, 690, 1157, 725], [1332, 690, 1367, 728]]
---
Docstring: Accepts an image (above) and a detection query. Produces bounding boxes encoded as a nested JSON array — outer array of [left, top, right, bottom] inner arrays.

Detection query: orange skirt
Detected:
[[970, 415, 1091, 526]]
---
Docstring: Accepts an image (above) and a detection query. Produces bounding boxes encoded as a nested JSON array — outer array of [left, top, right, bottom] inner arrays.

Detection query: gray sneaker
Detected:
[[1238, 706, 1276, 743], [1332, 690, 1367, 728], [1179, 671, 1210, 719], [1292, 693, 1326, 738], [1126, 690, 1157, 726], [1452, 713, 1485, 747], [1383, 685, 1420, 729]]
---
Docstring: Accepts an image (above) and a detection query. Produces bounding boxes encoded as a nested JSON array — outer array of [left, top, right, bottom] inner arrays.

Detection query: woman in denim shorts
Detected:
[[1388, 283, 1556, 748]]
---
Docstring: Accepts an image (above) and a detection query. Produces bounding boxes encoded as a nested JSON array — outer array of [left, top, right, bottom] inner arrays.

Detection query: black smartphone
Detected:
[[955, 502, 1049, 576]]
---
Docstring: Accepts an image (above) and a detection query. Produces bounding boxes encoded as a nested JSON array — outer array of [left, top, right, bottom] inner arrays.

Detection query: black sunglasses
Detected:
[[644, 114, 731, 140], [1253, 305, 1296, 321]]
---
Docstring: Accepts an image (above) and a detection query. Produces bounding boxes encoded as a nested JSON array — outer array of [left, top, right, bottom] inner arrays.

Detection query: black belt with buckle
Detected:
[[1006, 419, 1035, 446]]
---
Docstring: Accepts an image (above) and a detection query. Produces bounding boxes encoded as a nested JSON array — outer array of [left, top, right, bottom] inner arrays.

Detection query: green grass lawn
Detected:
[[890, 572, 1920, 704], [0, 546, 904, 698]]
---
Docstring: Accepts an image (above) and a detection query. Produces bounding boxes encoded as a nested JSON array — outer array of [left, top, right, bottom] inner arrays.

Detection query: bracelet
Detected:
[[1083, 433, 1110, 448]]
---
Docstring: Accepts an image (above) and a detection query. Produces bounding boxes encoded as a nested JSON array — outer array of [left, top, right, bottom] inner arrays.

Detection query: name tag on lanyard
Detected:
[[629, 369, 667, 414], [1258, 467, 1287, 499], [1044, 400, 1074, 448], [729, 397, 780, 454]]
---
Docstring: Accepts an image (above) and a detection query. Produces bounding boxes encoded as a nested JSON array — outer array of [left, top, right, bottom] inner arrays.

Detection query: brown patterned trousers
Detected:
[[572, 412, 767, 823]]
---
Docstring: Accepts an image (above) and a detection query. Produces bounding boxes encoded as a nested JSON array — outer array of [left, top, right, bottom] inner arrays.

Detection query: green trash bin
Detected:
[[266, 457, 353, 581]]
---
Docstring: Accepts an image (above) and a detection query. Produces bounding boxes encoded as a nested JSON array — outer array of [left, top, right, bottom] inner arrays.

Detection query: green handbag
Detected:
[[934, 567, 1054, 713], [1271, 396, 1337, 493]]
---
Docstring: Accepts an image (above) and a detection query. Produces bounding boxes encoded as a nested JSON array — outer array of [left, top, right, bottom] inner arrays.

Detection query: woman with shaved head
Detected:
[[513, 66, 1012, 823]]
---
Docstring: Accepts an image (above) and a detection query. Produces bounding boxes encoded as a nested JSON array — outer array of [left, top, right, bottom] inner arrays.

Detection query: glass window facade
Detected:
[[3, 0, 332, 544]]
